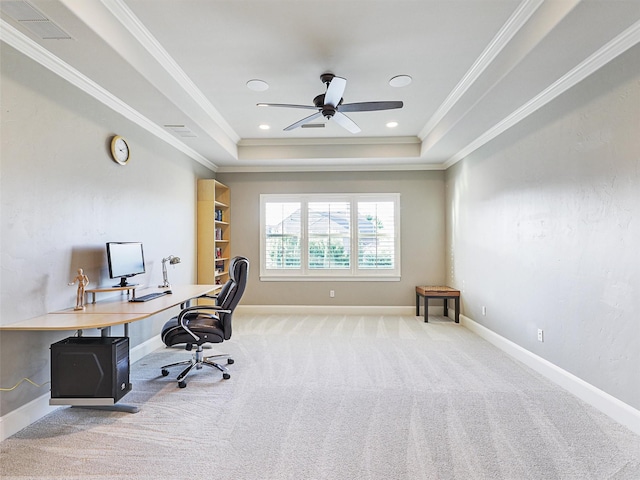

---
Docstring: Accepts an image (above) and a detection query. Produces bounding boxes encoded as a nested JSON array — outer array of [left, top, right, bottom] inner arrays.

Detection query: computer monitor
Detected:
[[106, 242, 146, 287]]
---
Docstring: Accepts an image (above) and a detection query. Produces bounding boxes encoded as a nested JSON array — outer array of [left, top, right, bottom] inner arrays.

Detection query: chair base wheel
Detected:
[[160, 348, 234, 386]]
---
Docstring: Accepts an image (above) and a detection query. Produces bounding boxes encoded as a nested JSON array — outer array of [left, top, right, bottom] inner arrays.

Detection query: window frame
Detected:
[[260, 193, 401, 281]]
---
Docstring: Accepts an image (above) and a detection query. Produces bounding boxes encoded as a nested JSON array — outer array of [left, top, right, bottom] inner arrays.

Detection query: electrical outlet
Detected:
[[330, 290, 335, 298], [482, 306, 486, 316], [537, 329, 544, 342]]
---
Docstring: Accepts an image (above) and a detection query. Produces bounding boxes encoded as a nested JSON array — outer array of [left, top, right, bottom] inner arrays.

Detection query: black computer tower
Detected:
[[50, 337, 131, 402]]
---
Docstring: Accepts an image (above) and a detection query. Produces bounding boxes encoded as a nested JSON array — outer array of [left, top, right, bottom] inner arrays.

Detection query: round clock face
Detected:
[[110, 136, 130, 165]]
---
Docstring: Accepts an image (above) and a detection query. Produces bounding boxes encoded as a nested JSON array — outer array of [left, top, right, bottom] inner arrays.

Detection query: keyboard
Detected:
[[130, 292, 169, 303]]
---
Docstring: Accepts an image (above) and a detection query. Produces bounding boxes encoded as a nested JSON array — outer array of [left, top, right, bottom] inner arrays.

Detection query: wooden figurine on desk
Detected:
[[69, 268, 89, 310]]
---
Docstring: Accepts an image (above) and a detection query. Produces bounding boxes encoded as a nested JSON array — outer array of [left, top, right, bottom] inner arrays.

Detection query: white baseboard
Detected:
[[129, 334, 164, 363], [236, 304, 421, 316], [461, 314, 640, 436], [0, 335, 163, 442], [0, 392, 58, 442]]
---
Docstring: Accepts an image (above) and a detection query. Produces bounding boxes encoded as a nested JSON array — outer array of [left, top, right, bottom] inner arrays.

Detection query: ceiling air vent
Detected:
[[164, 125, 198, 138], [1, 1, 72, 40], [301, 123, 325, 129]]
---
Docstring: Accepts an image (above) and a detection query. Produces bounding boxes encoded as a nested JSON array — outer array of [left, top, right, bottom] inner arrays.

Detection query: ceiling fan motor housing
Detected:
[[322, 105, 336, 119], [314, 94, 343, 118]]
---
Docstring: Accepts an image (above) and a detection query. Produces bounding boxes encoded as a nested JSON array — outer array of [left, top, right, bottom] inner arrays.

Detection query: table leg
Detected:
[[455, 297, 460, 323], [424, 297, 428, 323], [443, 298, 449, 317], [416, 292, 420, 316]]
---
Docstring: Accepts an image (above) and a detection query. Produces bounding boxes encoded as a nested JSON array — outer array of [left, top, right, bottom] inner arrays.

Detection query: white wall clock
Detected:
[[110, 135, 130, 165]]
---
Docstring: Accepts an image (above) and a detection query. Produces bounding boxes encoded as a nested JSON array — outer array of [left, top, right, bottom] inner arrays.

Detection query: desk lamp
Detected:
[[159, 255, 181, 288]]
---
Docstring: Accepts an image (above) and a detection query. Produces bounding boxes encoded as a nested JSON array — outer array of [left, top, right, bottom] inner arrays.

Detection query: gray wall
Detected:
[[445, 45, 640, 410], [0, 45, 213, 415], [217, 170, 445, 307]]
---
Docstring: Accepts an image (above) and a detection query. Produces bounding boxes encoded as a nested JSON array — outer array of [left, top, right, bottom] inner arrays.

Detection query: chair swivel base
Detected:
[[161, 346, 234, 388]]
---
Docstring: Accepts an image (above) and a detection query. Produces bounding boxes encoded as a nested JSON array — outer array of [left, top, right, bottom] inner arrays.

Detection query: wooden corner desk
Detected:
[[0, 284, 218, 333], [0, 284, 218, 411]]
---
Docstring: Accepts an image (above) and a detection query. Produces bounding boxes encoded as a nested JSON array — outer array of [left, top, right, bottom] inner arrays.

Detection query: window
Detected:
[[261, 193, 400, 280]]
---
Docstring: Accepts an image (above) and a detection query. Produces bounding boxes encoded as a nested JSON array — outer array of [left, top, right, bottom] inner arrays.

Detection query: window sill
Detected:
[[260, 275, 401, 282]]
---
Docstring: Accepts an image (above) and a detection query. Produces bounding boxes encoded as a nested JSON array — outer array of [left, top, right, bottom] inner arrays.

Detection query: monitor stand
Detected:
[[85, 285, 139, 304], [114, 278, 138, 288]]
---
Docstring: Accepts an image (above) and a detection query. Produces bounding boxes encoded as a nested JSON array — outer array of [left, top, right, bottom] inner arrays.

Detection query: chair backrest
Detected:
[[216, 256, 249, 339]]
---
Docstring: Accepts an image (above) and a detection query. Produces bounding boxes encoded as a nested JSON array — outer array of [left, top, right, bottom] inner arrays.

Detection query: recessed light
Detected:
[[259, 124, 270, 130], [389, 75, 412, 87], [247, 79, 269, 91], [386, 121, 398, 128]]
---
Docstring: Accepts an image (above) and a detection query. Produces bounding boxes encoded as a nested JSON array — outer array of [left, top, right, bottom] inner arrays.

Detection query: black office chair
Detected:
[[160, 256, 249, 388]]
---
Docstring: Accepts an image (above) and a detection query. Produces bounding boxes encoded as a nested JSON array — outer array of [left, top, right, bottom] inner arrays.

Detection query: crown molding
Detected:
[[216, 163, 444, 174], [419, 0, 545, 141], [444, 18, 640, 169], [100, 0, 240, 146], [238, 136, 421, 147], [0, 19, 218, 172]]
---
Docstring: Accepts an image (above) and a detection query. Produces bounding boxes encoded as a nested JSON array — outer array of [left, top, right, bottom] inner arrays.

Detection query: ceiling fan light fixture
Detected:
[[247, 79, 269, 91], [389, 75, 412, 87]]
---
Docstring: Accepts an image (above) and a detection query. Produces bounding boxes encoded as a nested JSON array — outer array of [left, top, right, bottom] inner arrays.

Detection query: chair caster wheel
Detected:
[[178, 381, 187, 388], [227, 358, 234, 365], [223, 373, 231, 380], [161, 369, 169, 376]]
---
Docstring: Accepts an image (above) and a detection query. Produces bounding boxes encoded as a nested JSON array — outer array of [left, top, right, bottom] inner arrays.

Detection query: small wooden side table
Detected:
[[415, 286, 460, 323]]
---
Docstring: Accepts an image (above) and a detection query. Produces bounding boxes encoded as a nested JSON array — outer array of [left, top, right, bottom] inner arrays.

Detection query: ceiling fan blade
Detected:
[[332, 112, 361, 134], [284, 111, 323, 131], [257, 103, 318, 110], [324, 76, 346, 107], [339, 101, 404, 112]]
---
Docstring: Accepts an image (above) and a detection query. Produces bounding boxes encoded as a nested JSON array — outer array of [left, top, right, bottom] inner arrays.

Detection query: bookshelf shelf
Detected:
[[197, 180, 230, 286]]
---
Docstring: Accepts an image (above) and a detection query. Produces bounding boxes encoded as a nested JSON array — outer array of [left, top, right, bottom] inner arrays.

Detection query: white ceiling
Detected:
[[2, 0, 639, 172]]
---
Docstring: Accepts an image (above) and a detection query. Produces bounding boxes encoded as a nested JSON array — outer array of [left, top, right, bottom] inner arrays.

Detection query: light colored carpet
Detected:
[[1, 314, 639, 479]]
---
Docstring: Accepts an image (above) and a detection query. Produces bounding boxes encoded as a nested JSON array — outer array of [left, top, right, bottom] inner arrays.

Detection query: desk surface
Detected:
[[0, 284, 217, 331]]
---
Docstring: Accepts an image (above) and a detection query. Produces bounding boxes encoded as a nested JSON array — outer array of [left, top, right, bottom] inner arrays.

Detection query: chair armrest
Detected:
[[199, 294, 219, 300], [195, 305, 231, 314], [177, 305, 231, 341]]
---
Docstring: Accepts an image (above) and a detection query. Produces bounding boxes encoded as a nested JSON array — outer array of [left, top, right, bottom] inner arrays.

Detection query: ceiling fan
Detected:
[[257, 73, 403, 133]]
